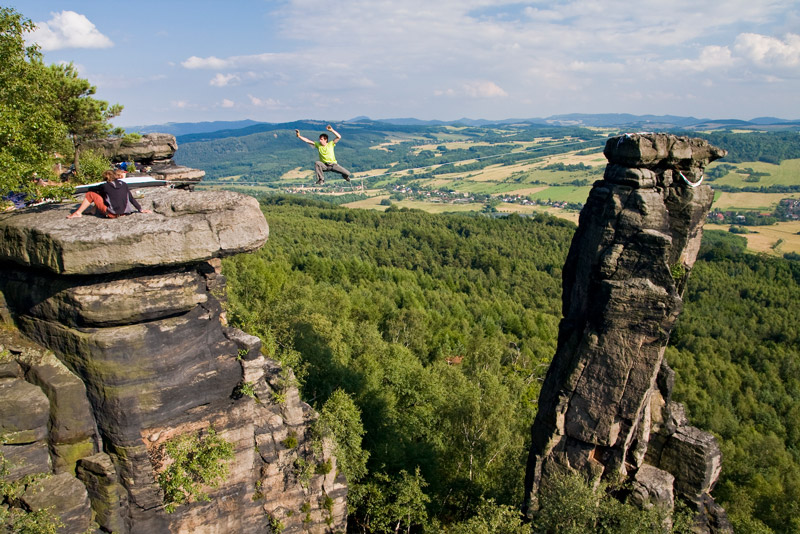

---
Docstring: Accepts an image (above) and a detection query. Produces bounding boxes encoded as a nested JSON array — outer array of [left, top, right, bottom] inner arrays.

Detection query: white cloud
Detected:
[[158, 0, 799, 120], [464, 80, 508, 98], [435, 81, 507, 99], [182, 56, 229, 69], [248, 95, 282, 108], [662, 45, 736, 72], [734, 33, 800, 69], [28, 11, 112, 51], [210, 73, 240, 87], [221, 99, 235, 108], [182, 53, 282, 70], [567, 61, 626, 74]]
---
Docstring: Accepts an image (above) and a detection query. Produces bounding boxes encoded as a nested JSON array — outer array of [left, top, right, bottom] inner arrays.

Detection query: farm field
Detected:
[[706, 221, 800, 256], [711, 191, 800, 211]]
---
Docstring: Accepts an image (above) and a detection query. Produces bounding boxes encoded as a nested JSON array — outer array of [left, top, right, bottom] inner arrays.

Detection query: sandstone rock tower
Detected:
[[0, 189, 346, 533], [524, 134, 730, 532]]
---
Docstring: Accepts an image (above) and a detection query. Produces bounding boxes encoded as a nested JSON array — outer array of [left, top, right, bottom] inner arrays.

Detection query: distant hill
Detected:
[[543, 113, 706, 128], [127, 119, 265, 136], [147, 113, 800, 145]]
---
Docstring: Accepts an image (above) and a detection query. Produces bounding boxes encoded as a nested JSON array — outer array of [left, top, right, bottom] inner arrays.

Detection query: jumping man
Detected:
[[295, 125, 351, 185]]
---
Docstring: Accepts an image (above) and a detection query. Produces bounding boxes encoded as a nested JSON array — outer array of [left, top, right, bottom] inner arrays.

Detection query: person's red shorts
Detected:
[[85, 191, 119, 218]]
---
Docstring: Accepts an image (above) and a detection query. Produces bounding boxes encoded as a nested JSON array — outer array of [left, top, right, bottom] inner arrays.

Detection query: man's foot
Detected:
[[316, 178, 325, 185], [66, 212, 82, 219], [344, 174, 351, 182]]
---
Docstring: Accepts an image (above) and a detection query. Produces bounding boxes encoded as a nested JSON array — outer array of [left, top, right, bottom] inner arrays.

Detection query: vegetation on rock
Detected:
[[0, 448, 62, 534], [157, 427, 235, 513]]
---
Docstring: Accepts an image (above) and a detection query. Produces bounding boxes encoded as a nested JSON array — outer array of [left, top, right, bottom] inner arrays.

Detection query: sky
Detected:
[[16, 0, 800, 127]]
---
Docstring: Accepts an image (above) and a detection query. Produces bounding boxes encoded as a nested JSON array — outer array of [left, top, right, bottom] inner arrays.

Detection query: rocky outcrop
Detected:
[[0, 189, 268, 275], [84, 133, 205, 188], [524, 134, 731, 533], [0, 188, 346, 533], [85, 133, 178, 164]]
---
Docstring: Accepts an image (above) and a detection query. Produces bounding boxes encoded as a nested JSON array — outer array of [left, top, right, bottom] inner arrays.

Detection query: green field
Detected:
[[526, 185, 592, 203]]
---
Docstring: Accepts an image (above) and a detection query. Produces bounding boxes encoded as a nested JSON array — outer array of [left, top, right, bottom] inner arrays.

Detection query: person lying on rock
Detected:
[[295, 125, 352, 185], [67, 170, 152, 219]]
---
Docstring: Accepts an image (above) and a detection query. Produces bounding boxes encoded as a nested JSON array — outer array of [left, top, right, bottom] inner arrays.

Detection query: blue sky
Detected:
[[16, 0, 800, 127]]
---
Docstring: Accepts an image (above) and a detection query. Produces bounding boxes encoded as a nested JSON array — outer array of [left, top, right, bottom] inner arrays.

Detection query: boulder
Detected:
[[0, 188, 269, 275], [658, 426, 722, 498], [631, 464, 675, 510], [3, 268, 208, 328], [16, 350, 98, 473], [604, 133, 727, 169], [0, 440, 51, 479], [148, 162, 206, 187]]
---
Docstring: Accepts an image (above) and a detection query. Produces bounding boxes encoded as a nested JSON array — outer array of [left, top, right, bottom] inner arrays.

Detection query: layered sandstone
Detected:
[[0, 188, 346, 533], [524, 133, 731, 533]]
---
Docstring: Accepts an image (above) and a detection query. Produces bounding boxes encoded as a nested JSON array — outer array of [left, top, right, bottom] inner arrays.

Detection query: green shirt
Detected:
[[314, 140, 337, 164]]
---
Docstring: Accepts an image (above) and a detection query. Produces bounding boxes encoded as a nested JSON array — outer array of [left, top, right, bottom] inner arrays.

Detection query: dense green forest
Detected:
[[700, 131, 800, 165], [669, 231, 800, 534], [222, 198, 800, 533]]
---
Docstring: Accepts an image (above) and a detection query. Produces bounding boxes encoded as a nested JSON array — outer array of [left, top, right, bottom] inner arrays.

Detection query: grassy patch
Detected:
[[526, 185, 592, 203]]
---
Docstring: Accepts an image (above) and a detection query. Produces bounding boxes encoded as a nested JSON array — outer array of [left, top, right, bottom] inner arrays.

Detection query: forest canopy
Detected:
[[223, 199, 800, 533]]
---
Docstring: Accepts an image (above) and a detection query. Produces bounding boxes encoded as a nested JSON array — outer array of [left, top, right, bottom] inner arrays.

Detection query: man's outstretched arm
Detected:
[[327, 125, 342, 143], [295, 129, 316, 146]]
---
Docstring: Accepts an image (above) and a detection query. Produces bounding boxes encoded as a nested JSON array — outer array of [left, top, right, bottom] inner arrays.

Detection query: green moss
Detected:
[[52, 439, 95, 475], [281, 431, 298, 449]]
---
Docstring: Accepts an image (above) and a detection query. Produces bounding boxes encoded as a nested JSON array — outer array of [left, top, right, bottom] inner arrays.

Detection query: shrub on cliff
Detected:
[[156, 427, 235, 513]]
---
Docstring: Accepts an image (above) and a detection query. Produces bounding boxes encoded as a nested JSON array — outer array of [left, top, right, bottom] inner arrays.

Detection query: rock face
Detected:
[[85, 133, 178, 164], [524, 134, 731, 533], [0, 188, 346, 533]]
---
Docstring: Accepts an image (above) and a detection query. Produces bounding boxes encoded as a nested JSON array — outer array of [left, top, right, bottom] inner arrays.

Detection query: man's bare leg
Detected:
[[67, 197, 93, 218]]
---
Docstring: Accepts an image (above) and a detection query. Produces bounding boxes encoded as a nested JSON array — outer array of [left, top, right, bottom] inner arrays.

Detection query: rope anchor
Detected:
[[678, 170, 703, 188]]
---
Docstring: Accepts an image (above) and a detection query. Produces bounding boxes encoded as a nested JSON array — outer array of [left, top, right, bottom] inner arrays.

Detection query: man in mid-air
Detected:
[[295, 125, 351, 185]]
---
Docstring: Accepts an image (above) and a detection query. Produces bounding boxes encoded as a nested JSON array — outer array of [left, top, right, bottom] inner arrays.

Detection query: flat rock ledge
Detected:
[[0, 188, 268, 275]]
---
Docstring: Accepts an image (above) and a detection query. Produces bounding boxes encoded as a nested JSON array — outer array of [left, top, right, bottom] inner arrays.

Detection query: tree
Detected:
[[47, 62, 123, 173], [314, 389, 369, 483], [0, 7, 123, 195], [349, 468, 430, 534], [0, 7, 66, 195]]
